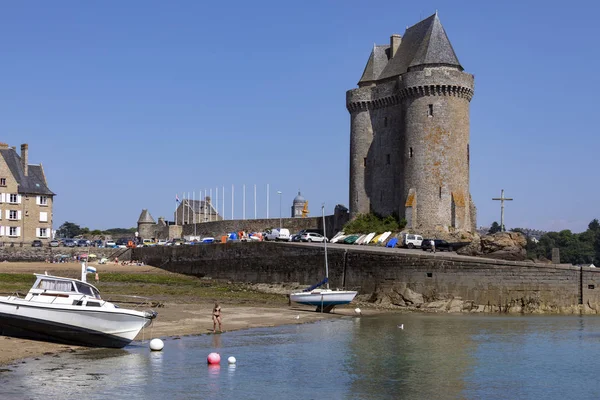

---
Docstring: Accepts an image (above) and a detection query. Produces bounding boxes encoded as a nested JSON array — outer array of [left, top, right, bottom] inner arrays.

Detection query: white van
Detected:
[[277, 229, 291, 241], [402, 234, 423, 249], [265, 228, 291, 241]]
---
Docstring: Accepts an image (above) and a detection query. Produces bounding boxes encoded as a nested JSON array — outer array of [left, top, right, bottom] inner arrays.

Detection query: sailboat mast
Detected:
[[322, 204, 329, 289]]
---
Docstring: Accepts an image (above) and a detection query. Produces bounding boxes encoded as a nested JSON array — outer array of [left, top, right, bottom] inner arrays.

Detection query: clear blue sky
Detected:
[[1, 1, 597, 233]]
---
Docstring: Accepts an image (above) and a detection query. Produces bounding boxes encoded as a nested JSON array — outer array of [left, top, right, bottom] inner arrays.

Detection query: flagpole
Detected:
[[222, 186, 225, 221], [243, 184, 246, 220], [267, 183, 269, 219], [175, 194, 178, 226], [193, 191, 197, 237], [204, 189, 207, 223], [216, 186, 219, 220], [254, 184, 257, 219], [210, 188, 213, 222]]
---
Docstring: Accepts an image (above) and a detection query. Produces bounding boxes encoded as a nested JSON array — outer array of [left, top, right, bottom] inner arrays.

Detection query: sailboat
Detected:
[[289, 205, 358, 312]]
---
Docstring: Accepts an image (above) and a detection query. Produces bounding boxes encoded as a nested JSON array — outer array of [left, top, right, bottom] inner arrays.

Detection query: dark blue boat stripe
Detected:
[[0, 311, 133, 348]]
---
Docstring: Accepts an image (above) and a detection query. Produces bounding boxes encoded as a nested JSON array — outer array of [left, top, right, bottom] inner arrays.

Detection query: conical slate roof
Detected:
[[377, 13, 462, 81], [137, 209, 156, 224], [358, 44, 391, 85]]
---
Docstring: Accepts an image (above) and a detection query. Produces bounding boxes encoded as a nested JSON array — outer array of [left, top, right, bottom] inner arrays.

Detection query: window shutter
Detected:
[[0, 226, 4, 236], [4, 210, 8, 219], [40, 212, 47, 222], [17, 195, 21, 204], [17, 211, 22, 220], [36, 228, 40, 238], [0, 193, 3, 203], [36, 196, 40, 205], [16, 227, 20, 237]]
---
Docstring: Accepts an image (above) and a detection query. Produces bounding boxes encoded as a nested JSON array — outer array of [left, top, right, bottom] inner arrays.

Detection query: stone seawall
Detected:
[[180, 215, 344, 239], [133, 243, 600, 313], [0, 247, 131, 262]]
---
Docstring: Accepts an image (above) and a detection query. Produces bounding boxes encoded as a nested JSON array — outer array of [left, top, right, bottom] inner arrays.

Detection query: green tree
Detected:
[[56, 222, 83, 238], [488, 222, 502, 234]]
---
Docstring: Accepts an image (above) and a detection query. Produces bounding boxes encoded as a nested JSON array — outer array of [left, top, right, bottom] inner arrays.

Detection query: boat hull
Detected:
[[290, 290, 357, 307], [0, 299, 152, 348]]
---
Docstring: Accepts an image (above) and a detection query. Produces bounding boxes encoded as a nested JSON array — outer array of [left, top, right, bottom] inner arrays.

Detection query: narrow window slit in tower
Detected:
[[467, 144, 470, 164], [428, 104, 433, 117], [439, 187, 442, 199], [386, 154, 390, 165], [409, 147, 413, 158], [363, 157, 367, 167]]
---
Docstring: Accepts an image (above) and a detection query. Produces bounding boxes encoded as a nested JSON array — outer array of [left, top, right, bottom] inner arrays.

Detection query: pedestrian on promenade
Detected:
[[212, 302, 223, 333], [430, 239, 436, 253]]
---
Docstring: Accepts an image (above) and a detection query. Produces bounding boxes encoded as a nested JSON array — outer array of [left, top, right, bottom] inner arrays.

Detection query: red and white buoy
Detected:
[[207, 352, 221, 365]]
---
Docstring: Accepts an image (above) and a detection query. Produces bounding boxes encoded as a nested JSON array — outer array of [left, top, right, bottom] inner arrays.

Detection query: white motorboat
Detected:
[[0, 265, 157, 348], [290, 206, 357, 312]]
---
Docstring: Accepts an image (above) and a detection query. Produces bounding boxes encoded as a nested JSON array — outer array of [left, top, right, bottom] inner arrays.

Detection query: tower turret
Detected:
[[137, 209, 156, 240]]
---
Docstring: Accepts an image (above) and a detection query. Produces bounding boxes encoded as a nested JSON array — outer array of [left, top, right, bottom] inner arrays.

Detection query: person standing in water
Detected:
[[212, 302, 223, 333]]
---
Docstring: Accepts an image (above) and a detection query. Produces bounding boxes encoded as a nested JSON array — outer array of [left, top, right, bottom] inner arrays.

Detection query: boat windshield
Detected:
[[75, 282, 102, 299], [37, 279, 75, 292]]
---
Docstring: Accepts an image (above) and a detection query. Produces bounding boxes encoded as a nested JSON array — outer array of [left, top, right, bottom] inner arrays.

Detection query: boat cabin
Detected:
[[25, 274, 103, 305]]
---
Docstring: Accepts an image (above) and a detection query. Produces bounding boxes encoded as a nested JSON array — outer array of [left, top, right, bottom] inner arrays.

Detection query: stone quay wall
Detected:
[[0, 246, 131, 262], [180, 215, 344, 239], [133, 243, 600, 312]]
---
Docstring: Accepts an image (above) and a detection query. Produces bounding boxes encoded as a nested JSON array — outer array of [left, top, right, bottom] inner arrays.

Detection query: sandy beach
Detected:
[[0, 262, 362, 366]]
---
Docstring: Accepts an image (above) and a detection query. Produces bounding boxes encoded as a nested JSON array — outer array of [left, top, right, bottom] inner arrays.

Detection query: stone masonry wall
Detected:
[[179, 215, 344, 239], [133, 243, 600, 312], [0, 246, 131, 263]]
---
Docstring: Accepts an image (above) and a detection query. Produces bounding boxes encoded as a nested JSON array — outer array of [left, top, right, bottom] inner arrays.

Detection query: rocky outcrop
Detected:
[[365, 283, 600, 314], [456, 231, 527, 261]]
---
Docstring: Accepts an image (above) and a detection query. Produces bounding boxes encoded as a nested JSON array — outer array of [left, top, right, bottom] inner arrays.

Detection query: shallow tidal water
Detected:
[[2, 313, 600, 399]]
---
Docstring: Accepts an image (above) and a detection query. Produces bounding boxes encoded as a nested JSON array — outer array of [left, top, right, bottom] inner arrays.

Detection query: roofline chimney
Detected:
[[20, 144, 28, 176], [390, 34, 402, 59]]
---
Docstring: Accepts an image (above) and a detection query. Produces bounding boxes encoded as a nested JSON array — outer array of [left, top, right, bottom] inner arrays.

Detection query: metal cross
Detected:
[[492, 189, 513, 232]]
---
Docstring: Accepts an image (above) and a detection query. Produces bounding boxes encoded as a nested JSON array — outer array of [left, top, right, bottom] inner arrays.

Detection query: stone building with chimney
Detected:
[[0, 143, 55, 243], [347, 13, 476, 232]]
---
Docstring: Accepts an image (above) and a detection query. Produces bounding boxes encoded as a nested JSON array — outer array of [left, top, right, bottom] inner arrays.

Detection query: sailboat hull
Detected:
[[290, 290, 357, 307]]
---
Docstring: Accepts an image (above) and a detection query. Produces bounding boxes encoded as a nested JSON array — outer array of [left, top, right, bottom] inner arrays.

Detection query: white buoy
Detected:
[[398, 324, 404, 330], [354, 308, 362, 315], [228, 356, 237, 364], [149, 338, 164, 351]]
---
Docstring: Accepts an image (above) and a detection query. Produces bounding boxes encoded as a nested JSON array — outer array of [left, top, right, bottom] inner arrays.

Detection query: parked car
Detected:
[[402, 234, 423, 249], [32, 240, 43, 247], [157, 239, 168, 246], [142, 239, 155, 247], [421, 239, 453, 252], [300, 232, 328, 243], [49, 240, 60, 247], [264, 229, 291, 241], [77, 239, 89, 247], [291, 233, 303, 242], [105, 240, 117, 248], [92, 239, 104, 248], [62, 239, 76, 247], [115, 238, 130, 248]]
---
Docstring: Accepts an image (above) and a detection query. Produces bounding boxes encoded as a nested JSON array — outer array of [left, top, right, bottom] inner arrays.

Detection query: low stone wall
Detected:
[[179, 215, 346, 239], [132, 242, 600, 313], [0, 247, 131, 263]]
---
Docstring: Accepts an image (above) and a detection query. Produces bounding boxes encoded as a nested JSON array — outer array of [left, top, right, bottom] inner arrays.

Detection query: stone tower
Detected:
[[347, 13, 475, 232], [137, 209, 156, 240], [291, 191, 307, 218]]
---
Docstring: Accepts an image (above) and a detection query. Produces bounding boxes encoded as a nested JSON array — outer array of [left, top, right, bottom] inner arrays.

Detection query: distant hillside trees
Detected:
[[56, 222, 135, 238], [526, 219, 600, 264]]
